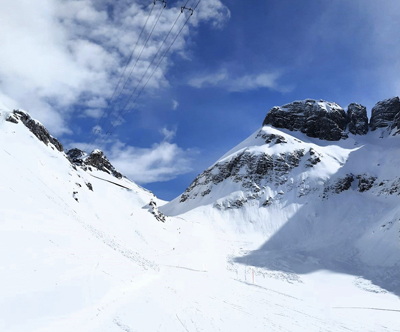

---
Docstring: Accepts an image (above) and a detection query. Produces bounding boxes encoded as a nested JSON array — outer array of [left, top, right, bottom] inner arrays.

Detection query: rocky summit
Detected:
[[262, 99, 348, 141], [67, 148, 123, 179], [263, 97, 400, 140], [370, 96, 400, 131]]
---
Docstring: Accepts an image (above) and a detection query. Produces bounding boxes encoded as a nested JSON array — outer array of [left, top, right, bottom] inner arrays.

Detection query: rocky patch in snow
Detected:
[[255, 131, 287, 144], [148, 200, 166, 222], [356, 175, 377, 192], [305, 148, 322, 168]]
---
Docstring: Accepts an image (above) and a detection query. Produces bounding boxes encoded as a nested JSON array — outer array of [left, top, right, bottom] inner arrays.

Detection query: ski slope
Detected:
[[0, 106, 399, 331]]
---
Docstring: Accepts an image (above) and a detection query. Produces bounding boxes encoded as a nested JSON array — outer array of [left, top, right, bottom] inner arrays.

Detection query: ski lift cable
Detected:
[[100, 0, 193, 139], [86, 1, 157, 149], [118, 0, 200, 125], [103, 0, 191, 131], [92, 1, 167, 146], [126, 11, 194, 113]]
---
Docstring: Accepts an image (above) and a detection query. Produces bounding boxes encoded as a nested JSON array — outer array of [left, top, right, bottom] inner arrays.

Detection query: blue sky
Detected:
[[1, 0, 399, 200]]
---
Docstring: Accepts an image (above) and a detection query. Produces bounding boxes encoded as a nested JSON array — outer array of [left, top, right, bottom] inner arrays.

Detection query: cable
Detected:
[[95, 1, 167, 142], [101, 0, 196, 140], [87, 1, 161, 150]]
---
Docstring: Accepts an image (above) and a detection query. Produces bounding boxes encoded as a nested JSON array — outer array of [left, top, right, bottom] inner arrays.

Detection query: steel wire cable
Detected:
[[86, 1, 157, 149], [100, 0, 195, 140]]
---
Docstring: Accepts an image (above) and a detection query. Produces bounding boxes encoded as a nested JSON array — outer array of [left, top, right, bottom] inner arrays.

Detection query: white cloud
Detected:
[[82, 109, 104, 119], [189, 71, 228, 89], [0, 0, 230, 136], [109, 140, 197, 184], [68, 126, 195, 184], [172, 99, 179, 110], [188, 69, 290, 93], [160, 127, 176, 141]]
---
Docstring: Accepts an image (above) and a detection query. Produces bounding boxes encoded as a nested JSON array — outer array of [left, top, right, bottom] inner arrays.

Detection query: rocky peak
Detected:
[[67, 148, 123, 179], [262, 99, 348, 141], [369, 97, 400, 131], [347, 103, 368, 135], [6, 109, 63, 152]]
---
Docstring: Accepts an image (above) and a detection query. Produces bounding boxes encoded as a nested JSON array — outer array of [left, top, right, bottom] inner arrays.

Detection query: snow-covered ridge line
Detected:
[[6, 109, 64, 152], [3, 108, 127, 181]]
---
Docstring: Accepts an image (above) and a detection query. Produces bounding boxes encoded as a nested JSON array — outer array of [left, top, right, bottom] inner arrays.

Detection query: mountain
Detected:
[[1, 100, 399, 332], [162, 97, 400, 293]]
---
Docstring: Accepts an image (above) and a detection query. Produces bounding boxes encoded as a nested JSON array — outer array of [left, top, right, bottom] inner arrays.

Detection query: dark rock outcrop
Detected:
[[357, 175, 377, 192], [67, 148, 123, 179], [85, 182, 93, 191], [263, 99, 348, 141], [347, 103, 368, 135], [11, 110, 63, 152], [255, 131, 287, 144], [67, 148, 86, 166], [6, 114, 18, 123], [148, 200, 166, 222], [85, 150, 123, 179], [305, 148, 322, 168], [370, 97, 400, 131]]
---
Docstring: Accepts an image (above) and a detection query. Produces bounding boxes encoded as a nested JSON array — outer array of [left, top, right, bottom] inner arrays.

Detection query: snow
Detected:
[[0, 112, 399, 331]]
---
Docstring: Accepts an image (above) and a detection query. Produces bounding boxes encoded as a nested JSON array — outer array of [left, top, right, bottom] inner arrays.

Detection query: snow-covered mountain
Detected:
[[162, 97, 400, 294], [1, 99, 399, 332]]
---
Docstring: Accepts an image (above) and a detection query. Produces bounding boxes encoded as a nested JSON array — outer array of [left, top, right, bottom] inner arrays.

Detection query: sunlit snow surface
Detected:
[[0, 107, 399, 332]]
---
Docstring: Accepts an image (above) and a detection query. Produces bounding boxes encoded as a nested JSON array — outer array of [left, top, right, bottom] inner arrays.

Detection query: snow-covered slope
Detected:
[[1, 101, 399, 332]]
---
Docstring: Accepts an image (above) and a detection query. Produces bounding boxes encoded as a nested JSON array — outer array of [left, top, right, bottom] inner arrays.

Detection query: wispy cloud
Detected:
[[160, 127, 176, 141], [81, 108, 104, 119], [0, 0, 230, 136], [188, 69, 291, 93], [172, 99, 179, 110], [68, 125, 196, 184], [109, 140, 197, 184]]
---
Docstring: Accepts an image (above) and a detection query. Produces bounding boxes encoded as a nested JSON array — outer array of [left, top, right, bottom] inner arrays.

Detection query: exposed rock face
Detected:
[[67, 148, 86, 166], [67, 148, 123, 179], [85, 150, 123, 179], [357, 175, 377, 192], [370, 97, 400, 131], [347, 103, 368, 135], [10, 110, 63, 152], [391, 109, 400, 134], [263, 100, 348, 141], [180, 148, 306, 203]]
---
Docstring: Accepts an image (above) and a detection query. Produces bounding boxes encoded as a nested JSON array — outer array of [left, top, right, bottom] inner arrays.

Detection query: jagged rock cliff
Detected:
[[263, 97, 400, 140], [347, 103, 368, 135], [6, 109, 63, 151], [67, 148, 123, 179], [262, 100, 349, 141], [369, 97, 400, 131]]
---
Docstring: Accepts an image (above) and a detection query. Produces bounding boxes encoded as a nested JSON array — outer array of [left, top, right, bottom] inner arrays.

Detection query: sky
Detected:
[[1, 0, 400, 200]]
